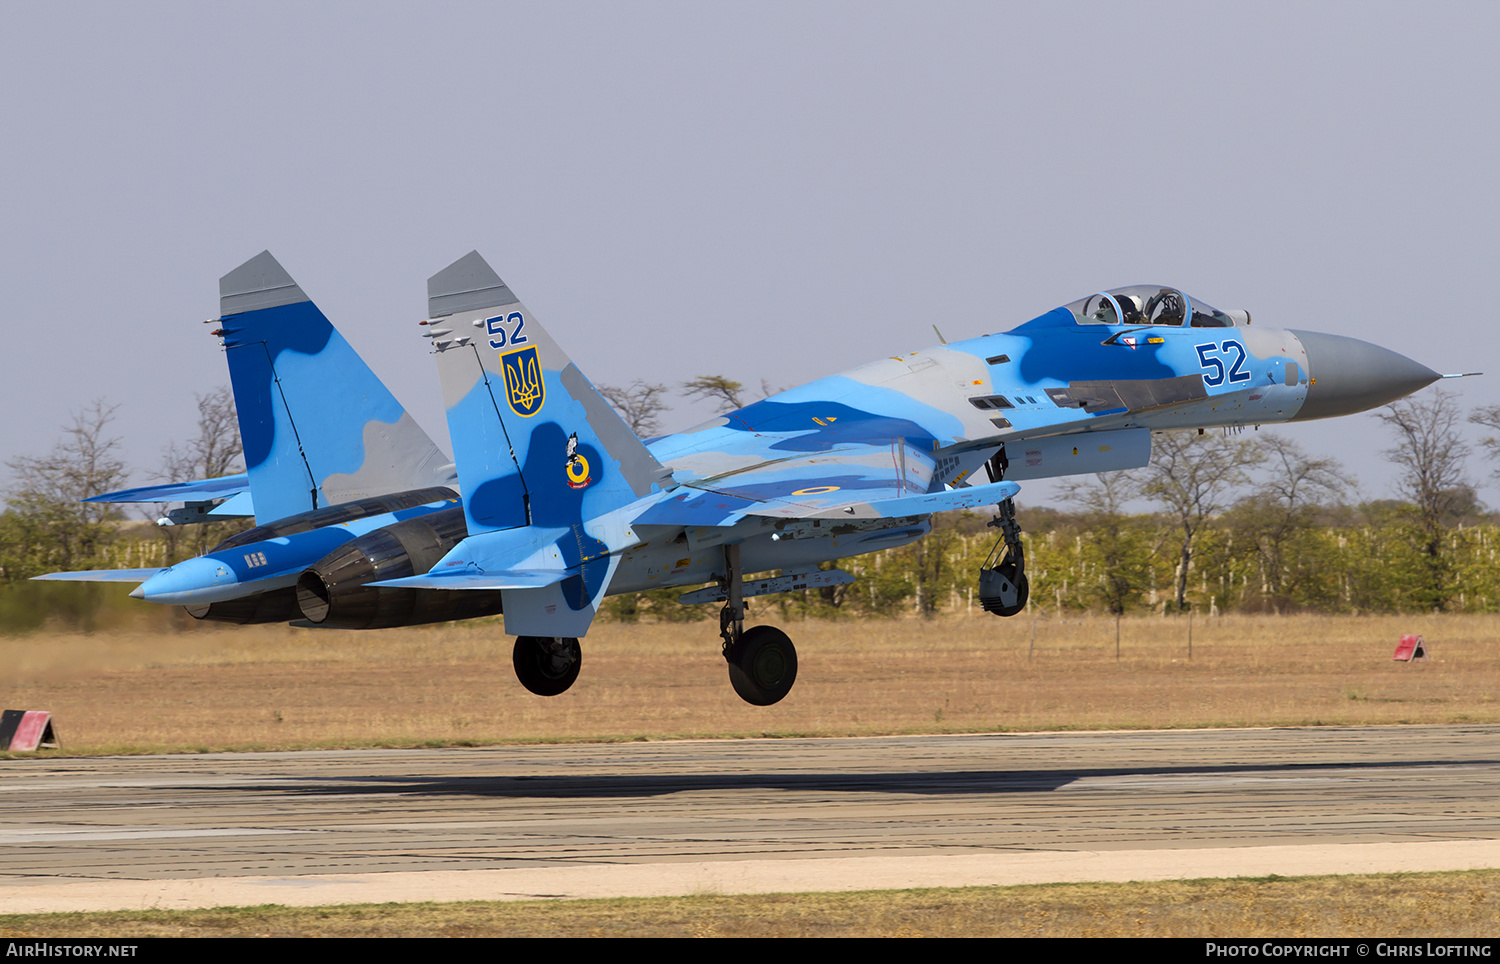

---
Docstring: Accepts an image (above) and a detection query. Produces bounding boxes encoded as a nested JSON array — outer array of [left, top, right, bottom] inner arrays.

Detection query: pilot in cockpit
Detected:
[[1112, 293, 1144, 325], [1067, 286, 1238, 328], [1144, 288, 1187, 326]]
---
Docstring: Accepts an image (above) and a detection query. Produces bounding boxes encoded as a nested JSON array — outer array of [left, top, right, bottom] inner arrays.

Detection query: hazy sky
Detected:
[[3, 1, 1496, 512]]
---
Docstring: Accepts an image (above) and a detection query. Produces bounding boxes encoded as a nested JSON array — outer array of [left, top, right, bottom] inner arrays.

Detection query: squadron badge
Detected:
[[565, 432, 592, 489]]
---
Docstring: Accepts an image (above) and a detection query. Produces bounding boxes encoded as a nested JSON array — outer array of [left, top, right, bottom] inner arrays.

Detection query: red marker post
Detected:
[[0, 709, 59, 751], [1392, 635, 1428, 662]]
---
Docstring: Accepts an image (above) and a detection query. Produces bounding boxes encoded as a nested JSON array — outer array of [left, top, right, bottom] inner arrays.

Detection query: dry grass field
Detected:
[[3, 872, 1498, 937], [2, 611, 1496, 753]]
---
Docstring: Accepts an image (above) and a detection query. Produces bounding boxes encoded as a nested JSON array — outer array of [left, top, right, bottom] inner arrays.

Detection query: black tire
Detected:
[[726, 625, 797, 706], [992, 573, 1029, 618], [513, 635, 581, 696]]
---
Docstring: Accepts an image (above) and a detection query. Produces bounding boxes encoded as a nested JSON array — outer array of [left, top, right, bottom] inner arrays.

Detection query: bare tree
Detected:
[[1232, 433, 1351, 612], [1061, 468, 1139, 517], [1379, 390, 1471, 527], [160, 387, 243, 482], [3, 400, 130, 575], [1377, 389, 1471, 610], [682, 375, 747, 412], [1061, 470, 1154, 615], [599, 380, 670, 437], [154, 387, 247, 559], [1141, 430, 1262, 613], [1468, 403, 1500, 475]]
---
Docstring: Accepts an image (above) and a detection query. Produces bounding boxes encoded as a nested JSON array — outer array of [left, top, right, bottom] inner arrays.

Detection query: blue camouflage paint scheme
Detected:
[[382, 264, 1442, 644], [133, 496, 459, 604], [223, 299, 408, 520], [218, 251, 452, 524], [1009, 309, 1180, 382], [466, 420, 611, 610], [726, 397, 943, 452], [36, 252, 466, 621]]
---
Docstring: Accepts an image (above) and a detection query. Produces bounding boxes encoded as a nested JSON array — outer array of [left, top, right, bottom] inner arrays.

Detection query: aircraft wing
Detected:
[[373, 568, 572, 591], [636, 478, 1020, 527], [634, 439, 1020, 528]]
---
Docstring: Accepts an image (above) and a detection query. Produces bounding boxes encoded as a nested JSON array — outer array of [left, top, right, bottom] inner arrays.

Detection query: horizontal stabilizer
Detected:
[[209, 490, 255, 518], [84, 475, 250, 505], [31, 568, 164, 584]]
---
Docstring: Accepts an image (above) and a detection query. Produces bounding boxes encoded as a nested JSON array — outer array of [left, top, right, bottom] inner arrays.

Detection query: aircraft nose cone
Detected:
[[1289, 330, 1440, 421], [136, 558, 238, 604]]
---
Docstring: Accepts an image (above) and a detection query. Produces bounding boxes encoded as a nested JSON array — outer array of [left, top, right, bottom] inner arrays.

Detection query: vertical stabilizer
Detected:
[[425, 251, 667, 536], [423, 251, 669, 637], [219, 251, 454, 523]]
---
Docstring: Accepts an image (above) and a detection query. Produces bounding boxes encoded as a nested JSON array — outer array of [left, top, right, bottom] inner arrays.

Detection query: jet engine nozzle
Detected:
[[1290, 330, 1440, 421], [295, 506, 504, 629]]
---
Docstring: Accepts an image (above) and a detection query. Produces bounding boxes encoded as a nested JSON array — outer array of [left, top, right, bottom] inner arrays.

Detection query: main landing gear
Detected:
[[718, 544, 798, 706], [513, 635, 582, 696]]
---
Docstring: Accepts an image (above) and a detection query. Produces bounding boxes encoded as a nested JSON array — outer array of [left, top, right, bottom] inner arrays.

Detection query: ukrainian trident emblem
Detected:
[[501, 347, 545, 417]]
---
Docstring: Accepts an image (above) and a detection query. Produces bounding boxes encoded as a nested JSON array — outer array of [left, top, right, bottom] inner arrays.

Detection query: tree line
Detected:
[[3, 379, 1498, 626]]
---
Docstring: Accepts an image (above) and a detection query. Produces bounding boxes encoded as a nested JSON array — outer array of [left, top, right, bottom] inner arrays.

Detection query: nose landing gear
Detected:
[[979, 497, 1028, 617], [977, 443, 1027, 619]]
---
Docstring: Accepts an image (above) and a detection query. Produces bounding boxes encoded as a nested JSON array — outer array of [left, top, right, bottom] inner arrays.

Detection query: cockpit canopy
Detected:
[[1064, 286, 1237, 328]]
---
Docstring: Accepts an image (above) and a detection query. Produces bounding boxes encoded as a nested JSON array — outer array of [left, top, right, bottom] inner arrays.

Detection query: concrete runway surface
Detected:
[[3, 725, 1499, 912]]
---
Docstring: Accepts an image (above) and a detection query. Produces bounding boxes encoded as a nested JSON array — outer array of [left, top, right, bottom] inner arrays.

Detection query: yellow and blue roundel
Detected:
[[502, 347, 545, 417], [566, 452, 592, 489]]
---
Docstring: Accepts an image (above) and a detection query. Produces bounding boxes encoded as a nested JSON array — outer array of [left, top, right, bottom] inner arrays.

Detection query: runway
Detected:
[[3, 725, 1499, 912]]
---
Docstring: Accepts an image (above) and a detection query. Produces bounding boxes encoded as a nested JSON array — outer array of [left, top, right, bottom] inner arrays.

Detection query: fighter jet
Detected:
[[39, 253, 1453, 703], [370, 254, 1450, 705]]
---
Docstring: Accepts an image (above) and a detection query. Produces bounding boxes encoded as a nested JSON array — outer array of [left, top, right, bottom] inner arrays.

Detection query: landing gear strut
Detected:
[[513, 635, 582, 696], [978, 447, 1028, 617], [979, 498, 1028, 617], [718, 544, 797, 706]]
